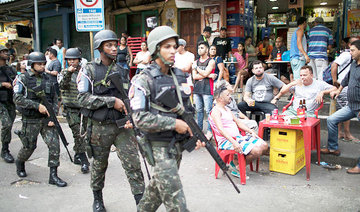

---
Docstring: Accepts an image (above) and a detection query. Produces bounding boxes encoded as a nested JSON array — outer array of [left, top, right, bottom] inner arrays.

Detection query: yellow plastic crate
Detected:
[[270, 128, 304, 152], [269, 148, 305, 175]]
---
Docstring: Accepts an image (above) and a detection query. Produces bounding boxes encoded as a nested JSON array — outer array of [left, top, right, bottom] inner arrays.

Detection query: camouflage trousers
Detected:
[[64, 107, 86, 154], [138, 143, 189, 212], [90, 121, 145, 195], [17, 118, 60, 167], [0, 102, 16, 148]]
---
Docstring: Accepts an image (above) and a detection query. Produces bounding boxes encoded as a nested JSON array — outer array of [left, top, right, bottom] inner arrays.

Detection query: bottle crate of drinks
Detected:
[[270, 128, 304, 152], [269, 148, 305, 175]]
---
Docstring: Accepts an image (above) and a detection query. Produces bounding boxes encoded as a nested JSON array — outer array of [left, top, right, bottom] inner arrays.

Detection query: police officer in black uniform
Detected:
[[0, 45, 16, 163], [13, 52, 67, 187]]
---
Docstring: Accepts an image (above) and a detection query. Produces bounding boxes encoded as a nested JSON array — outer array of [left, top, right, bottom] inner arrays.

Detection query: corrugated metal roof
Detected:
[[0, 0, 17, 4]]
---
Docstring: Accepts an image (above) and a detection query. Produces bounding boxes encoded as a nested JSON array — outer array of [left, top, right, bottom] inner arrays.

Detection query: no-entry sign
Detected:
[[74, 0, 104, 31]]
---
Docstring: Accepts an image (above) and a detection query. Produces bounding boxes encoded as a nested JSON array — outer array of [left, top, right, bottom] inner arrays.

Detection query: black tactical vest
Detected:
[[143, 64, 192, 142], [193, 57, 212, 95], [19, 72, 55, 118], [83, 62, 128, 122], [0, 66, 15, 103]]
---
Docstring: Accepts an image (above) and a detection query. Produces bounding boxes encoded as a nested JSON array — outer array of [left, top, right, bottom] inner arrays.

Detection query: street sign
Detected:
[[74, 0, 105, 32]]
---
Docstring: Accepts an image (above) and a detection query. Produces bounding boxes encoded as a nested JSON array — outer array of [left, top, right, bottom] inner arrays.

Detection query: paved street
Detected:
[[1, 118, 359, 212]]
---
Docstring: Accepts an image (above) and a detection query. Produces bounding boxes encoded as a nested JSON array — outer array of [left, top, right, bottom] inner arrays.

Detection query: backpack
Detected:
[[323, 59, 352, 85]]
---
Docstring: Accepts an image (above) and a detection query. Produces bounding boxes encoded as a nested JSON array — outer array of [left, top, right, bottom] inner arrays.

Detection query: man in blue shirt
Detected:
[[308, 17, 333, 80]]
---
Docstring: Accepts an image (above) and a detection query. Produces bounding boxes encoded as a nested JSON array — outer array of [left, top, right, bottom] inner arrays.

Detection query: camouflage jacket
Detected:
[[59, 67, 81, 108], [77, 58, 128, 110]]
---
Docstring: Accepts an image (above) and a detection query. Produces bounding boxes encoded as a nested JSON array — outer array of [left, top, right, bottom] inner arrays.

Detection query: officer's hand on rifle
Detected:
[[124, 120, 133, 129], [114, 98, 128, 114], [195, 140, 206, 150], [38, 104, 49, 116], [1, 82, 12, 89], [175, 119, 192, 135], [48, 121, 55, 127]]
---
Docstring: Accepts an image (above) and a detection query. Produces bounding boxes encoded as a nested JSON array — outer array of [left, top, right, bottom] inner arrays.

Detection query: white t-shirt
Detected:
[[334, 50, 352, 83], [174, 51, 195, 72], [290, 79, 333, 112], [135, 51, 151, 69]]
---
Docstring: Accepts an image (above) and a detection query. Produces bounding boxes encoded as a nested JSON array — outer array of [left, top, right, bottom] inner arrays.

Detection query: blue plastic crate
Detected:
[[230, 37, 241, 49]]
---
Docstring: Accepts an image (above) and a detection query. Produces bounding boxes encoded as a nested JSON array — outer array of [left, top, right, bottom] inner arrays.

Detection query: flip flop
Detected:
[[343, 138, 360, 143]]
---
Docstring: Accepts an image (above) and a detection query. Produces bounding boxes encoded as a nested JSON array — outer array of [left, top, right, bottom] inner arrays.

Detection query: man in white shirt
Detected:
[[174, 39, 195, 73], [330, 36, 359, 142], [279, 65, 336, 117]]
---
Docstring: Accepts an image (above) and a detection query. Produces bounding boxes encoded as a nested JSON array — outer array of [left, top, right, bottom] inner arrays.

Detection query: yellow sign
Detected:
[[347, 9, 360, 37]]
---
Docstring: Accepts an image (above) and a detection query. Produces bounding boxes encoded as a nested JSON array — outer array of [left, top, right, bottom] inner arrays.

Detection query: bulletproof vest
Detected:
[[143, 64, 191, 142], [82, 62, 128, 122], [0, 65, 15, 103], [18, 72, 55, 118], [61, 70, 80, 108], [193, 57, 212, 95]]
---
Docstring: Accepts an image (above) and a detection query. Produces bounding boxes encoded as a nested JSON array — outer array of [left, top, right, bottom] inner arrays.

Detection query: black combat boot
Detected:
[[74, 153, 81, 165], [15, 159, 27, 177], [1, 143, 14, 163], [134, 193, 143, 205], [49, 167, 67, 187], [93, 190, 106, 212], [79, 152, 90, 174]]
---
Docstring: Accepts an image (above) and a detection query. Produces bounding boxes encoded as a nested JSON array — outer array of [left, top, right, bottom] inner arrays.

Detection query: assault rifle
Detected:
[[108, 72, 151, 180], [33, 83, 73, 162], [155, 88, 241, 193]]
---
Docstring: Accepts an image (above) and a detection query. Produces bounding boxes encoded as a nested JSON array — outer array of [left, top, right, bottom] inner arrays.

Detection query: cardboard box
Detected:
[[227, 25, 244, 38]]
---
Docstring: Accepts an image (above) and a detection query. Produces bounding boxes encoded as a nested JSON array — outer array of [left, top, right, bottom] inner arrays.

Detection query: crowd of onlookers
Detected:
[[2, 17, 360, 175]]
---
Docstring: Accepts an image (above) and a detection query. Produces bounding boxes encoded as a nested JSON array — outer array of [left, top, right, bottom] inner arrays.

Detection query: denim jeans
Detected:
[[193, 94, 213, 133], [117, 62, 129, 70], [290, 58, 306, 80], [327, 105, 360, 150]]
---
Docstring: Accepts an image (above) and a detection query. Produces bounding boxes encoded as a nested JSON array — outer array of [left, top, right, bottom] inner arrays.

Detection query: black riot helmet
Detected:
[[28, 52, 46, 66], [65, 48, 82, 59]]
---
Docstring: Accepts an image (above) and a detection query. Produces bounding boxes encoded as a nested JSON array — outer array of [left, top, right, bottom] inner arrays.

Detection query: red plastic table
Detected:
[[258, 117, 321, 180]]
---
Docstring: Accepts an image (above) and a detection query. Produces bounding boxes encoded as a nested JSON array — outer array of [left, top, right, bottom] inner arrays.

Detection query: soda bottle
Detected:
[[276, 50, 282, 61], [303, 99, 307, 111]]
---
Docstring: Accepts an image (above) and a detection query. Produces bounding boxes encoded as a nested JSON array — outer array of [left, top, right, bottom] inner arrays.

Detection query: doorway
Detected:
[[179, 9, 201, 55]]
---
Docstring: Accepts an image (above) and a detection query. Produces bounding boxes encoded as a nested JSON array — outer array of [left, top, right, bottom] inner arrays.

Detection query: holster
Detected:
[[136, 135, 155, 166]]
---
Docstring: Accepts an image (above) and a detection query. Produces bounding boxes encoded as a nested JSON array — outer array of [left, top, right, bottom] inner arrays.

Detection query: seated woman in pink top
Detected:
[[233, 43, 249, 91], [209, 85, 268, 165]]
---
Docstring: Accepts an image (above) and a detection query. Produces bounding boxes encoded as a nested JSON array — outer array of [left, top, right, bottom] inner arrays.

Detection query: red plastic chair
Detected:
[[210, 121, 259, 185], [282, 95, 323, 118]]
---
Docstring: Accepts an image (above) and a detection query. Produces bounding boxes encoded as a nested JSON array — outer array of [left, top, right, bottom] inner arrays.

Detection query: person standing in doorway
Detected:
[[212, 27, 233, 60]]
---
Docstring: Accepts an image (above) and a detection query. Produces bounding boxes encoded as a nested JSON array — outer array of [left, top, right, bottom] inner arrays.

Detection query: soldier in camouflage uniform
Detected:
[[131, 26, 202, 212], [13, 52, 67, 187], [0, 45, 16, 163], [59, 48, 89, 174], [77, 30, 145, 212]]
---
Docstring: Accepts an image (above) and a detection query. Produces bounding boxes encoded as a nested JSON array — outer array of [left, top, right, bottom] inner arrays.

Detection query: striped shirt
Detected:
[[341, 61, 360, 111], [308, 25, 333, 59]]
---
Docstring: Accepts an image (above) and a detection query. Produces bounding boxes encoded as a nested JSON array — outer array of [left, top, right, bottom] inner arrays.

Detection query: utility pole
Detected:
[[34, 0, 40, 51]]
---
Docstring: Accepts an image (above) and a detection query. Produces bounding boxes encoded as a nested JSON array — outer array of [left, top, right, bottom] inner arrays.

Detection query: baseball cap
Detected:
[[178, 39, 186, 47], [220, 26, 227, 31], [203, 26, 212, 33]]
